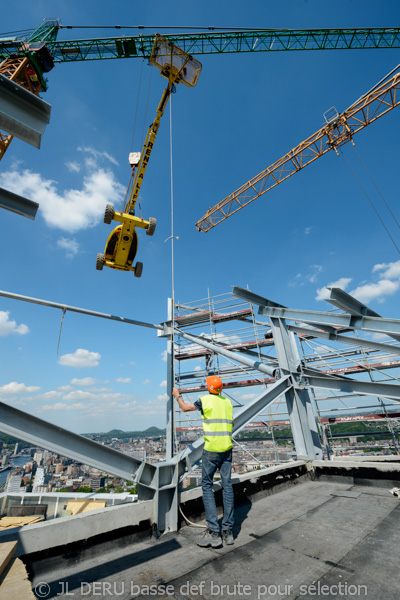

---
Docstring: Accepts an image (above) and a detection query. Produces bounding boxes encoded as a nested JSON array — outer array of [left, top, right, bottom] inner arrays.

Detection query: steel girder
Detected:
[[0, 72, 51, 148], [287, 324, 400, 356], [0, 401, 142, 480], [233, 285, 400, 406], [0, 187, 38, 219]]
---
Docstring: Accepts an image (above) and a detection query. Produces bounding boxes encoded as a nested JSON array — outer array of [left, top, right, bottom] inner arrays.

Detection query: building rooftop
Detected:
[[2, 459, 396, 599]]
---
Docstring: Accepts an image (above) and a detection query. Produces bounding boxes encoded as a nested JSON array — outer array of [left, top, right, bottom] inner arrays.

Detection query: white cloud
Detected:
[[42, 402, 68, 411], [349, 260, 400, 304], [316, 277, 352, 301], [290, 265, 323, 288], [116, 378, 132, 383], [0, 382, 40, 394], [161, 350, 168, 362], [157, 393, 168, 401], [42, 402, 86, 411], [194, 366, 202, 372], [350, 279, 399, 304], [160, 380, 167, 388], [71, 377, 97, 386], [37, 391, 62, 401], [77, 146, 119, 166], [0, 162, 125, 233], [307, 264, 323, 284], [372, 260, 400, 280], [304, 227, 312, 235], [57, 384, 73, 392], [63, 390, 133, 403], [65, 161, 81, 173], [58, 349, 101, 368], [57, 237, 79, 258], [63, 390, 97, 401], [0, 311, 29, 336], [316, 260, 400, 305], [142, 379, 151, 385]]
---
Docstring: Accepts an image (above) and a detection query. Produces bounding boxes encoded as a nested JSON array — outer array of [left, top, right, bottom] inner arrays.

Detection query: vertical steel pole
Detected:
[[166, 298, 175, 460], [270, 317, 323, 460]]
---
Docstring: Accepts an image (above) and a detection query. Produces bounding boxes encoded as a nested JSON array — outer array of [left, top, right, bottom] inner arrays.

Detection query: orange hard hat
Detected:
[[206, 376, 222, 394]]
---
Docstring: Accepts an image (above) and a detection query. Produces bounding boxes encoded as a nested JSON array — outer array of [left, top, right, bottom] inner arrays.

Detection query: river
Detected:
[[0, 456, 31, 487]]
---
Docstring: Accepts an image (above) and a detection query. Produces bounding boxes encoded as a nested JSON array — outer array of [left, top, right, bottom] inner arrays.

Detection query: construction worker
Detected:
[[172, 376, 234, 548]]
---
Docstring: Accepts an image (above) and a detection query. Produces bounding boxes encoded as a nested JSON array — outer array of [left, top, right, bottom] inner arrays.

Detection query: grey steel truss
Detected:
[[1, 286, 400, 532]]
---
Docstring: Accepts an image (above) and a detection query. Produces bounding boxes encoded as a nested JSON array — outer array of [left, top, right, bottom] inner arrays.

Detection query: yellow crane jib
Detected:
[[195, 68, 400, 233], [96, 34, 202, 275]]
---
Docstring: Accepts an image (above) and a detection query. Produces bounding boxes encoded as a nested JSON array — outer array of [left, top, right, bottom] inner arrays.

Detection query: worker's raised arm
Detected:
[[172, 387, 197, 412]]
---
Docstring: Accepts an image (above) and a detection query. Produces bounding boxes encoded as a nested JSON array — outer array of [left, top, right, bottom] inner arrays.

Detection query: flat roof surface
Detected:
[[32, 479, 400, 599]]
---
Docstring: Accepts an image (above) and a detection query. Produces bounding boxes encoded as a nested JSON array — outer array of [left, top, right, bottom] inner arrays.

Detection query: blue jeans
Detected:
[[201, 448, 234, 533]]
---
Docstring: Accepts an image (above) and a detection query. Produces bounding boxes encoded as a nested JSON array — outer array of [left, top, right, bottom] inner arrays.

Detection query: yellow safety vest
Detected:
[[201, 394, 233, 452]]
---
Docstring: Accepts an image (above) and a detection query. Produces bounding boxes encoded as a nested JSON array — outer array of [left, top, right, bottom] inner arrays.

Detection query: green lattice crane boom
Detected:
[[2, 20, 400, 69]]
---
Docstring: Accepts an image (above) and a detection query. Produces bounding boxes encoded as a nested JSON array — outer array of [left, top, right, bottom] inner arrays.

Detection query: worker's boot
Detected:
[[196, 528, 222, 548], [222, 529, 234, 545]]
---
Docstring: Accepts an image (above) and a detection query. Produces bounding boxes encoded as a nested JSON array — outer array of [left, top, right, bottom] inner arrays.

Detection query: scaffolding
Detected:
[[173, 290, 400, 462]]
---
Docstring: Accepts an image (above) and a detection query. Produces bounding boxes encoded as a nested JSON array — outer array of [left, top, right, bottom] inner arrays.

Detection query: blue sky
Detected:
[[1, 0, 400, 433]]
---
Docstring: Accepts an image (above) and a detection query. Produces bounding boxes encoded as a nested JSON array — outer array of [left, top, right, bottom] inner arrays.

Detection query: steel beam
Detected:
[[0, 187, 39, 219], [327, 287, 400, 343], [257, 305, 400, 338], [327, 287, 380, 317], [306, 375, 400, 402], [0, 401, 141, 481], [288, 325, 400, 356], [233, 286, 337, 334], [233, 286, 400, 341], [270, 317, 323, 460], [0, 290, 163, 331], [0, 73, 51, 148], [232, 286, 285, 309]]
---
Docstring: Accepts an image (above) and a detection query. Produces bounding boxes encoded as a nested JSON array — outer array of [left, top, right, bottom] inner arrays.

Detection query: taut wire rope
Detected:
[[121, 58, 145, 212], [352, 146, 400, 229], [130, 58, 144, 152], [169, 94, 179, 459], [168, 97, 207, 529], [56, 309, 67, 355], [339, 148, 400, 257]]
